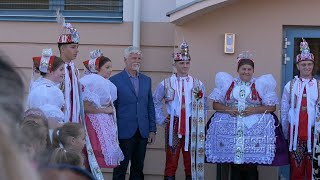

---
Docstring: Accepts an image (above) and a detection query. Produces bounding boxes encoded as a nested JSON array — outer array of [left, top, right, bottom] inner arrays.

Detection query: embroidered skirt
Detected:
[[205, 112, 288, 166]]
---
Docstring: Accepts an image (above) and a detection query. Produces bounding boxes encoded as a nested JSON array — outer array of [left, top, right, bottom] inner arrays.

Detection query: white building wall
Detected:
[[176, 0, 194, 7], [123, 0, 175, 22]]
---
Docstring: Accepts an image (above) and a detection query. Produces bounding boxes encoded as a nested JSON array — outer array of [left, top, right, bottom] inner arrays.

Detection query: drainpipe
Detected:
[[132, 0, 141, 48]]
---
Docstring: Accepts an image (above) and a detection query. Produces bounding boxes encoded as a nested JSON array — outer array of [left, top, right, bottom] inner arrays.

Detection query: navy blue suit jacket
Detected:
[[110, 70, 156, 139]]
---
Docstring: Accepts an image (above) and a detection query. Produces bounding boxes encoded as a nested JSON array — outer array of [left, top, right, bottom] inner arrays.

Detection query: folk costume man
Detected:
[[153, 41, 207, 180], [281, 39, 319, 180], [56, 12, 81, 123]]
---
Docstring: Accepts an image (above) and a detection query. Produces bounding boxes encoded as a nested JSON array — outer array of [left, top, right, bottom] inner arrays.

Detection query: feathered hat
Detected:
[[56, 9, 80, 44], [83, 49, 103, 73], [174, 41, 191, 61], [296, 38, 314, 63]]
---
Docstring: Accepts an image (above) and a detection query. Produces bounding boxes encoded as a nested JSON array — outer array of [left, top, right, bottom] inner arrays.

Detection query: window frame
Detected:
[[0, 0, 123, 23]]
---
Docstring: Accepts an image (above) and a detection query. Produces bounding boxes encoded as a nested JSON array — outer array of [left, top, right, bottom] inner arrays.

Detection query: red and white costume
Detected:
[[57, 14, 81, 123], [28, 48, 66, 141], [81, 50, 124, 169], [281, 39, 317, 180], [153, 42, 207, 179]]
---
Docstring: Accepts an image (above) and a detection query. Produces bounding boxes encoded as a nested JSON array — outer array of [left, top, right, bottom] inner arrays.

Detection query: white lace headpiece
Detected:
[[237, 51, 254, 63], [84, 49, 103, 73], [39, 48, 53, 73], [56, 9, 80, 44]]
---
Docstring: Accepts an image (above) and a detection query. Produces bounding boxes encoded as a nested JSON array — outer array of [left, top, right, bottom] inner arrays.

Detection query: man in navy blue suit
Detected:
[[110, 46, 157, 180]]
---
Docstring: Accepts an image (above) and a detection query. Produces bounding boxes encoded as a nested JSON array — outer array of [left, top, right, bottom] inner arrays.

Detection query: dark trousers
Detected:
[[230, 164, 258, 180], [113, 130, 148, 180]]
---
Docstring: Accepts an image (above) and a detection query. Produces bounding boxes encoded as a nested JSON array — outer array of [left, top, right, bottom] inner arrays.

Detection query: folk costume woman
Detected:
[[205, 52, 288, 180], [80, 50, 124, 171], [28, 48, 66, 134]]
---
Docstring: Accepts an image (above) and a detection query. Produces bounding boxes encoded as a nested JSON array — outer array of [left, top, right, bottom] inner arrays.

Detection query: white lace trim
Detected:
[[82, 86, 102, 108], [30, 77, 60, 90], [87, 113, 124, 166], [205, 112, 276, 164], [80, 74, 117, 108], [209, 88, 225, 104], [255, 74, 279, 106], [27, 83, 65, 122], [262, 93, 279, 106], [39, 104, 64, 123], [107, 80, 117, 102], [209, 72, 233, 102], [280, 86, 290, 140]]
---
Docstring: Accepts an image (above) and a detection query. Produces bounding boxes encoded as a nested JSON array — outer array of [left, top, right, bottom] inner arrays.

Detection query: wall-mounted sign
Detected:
[[224, 33, 235, 54]]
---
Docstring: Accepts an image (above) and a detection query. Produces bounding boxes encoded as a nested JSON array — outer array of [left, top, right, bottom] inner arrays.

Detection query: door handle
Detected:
[[283, 53, 290, 65]]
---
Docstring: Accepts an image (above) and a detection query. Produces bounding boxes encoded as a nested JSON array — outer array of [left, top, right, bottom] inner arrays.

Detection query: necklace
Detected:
[[239, 86, 246, 99], [235, 79, 251, 86], [238, 85, 247, 112]]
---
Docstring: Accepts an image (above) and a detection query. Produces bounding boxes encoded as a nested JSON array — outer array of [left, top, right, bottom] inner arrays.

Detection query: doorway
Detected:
[[282, 27, 320, 86]]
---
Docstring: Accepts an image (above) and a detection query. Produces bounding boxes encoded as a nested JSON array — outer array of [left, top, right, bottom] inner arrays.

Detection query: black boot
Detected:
[[164, 176, 176, 180], [185, 175, 192, 180]]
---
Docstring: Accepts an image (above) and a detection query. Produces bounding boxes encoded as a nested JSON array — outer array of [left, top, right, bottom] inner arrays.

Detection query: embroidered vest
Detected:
[[164, 77, 175, 102], [225, 81, 262, 102], [289, 78, 320, 108]]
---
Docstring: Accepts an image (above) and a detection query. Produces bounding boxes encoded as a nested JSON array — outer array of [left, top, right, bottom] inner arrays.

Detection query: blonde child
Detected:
[[20, 120, 48, 164], [49, 147, 84, 167], [23, 108, 51, 147], [52, 123, 85, 154]]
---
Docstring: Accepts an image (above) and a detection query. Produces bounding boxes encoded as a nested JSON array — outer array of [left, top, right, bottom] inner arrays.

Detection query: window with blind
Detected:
[[0, 0, 123, 22]]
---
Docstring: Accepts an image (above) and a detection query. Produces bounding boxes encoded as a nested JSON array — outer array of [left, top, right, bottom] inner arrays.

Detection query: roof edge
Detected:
[[167, 0, 236, 25]]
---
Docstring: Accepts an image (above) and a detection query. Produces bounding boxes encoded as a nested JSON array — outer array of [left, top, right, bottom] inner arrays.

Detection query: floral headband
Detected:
[[83, 49, 103, 73]]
